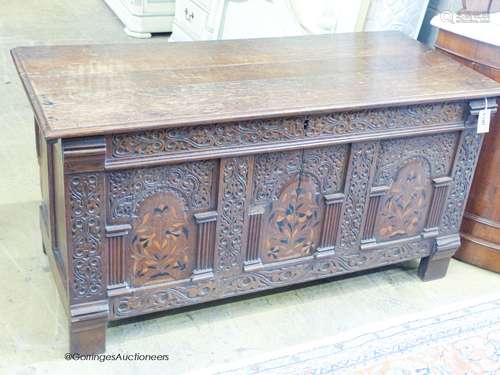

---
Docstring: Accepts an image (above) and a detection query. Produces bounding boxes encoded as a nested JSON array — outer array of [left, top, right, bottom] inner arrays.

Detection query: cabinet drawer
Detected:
[[175, 0, 209, 38]]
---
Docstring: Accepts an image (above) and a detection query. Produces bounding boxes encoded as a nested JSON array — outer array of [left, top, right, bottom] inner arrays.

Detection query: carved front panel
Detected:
[[373, 133, 457, 187], [370, 133, 459, 243], [252, 145, 348, 264], [108, 160, 218, 287], [98, 102, 486, 321]]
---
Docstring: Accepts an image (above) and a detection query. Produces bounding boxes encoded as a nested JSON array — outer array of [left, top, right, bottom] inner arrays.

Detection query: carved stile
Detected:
[[441, 129, 485, 235], [67, 173, 106, 302], [215, 156, 252, 275], [338, 142, 379, 252]]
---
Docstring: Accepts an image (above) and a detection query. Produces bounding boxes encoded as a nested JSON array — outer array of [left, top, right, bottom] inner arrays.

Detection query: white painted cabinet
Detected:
[[169, 0, 429, 42], [104, 0, 176, 38]]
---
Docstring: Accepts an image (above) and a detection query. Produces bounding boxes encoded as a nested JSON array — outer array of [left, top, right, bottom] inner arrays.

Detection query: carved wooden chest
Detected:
[[11, 31, 500, 354]]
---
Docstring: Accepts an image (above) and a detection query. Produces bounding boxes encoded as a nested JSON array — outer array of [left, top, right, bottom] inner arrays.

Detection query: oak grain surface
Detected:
[[11, 31, 500, 139]]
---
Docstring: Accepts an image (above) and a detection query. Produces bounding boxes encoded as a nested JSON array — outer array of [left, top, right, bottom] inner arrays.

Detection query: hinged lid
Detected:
[[11, 31, 500, 139]]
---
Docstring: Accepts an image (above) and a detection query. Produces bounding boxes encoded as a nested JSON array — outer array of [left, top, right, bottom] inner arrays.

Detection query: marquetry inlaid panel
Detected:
[[261, 177, 323, 263], [251, 145, 349, 264], [370, 133, 459, 243], [375, 160, 432, 241], [129, 192, 196, 286]]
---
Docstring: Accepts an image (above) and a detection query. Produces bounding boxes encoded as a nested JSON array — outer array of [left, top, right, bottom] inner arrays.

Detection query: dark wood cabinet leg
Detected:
[[69, 303, 108, 354], [418, 234, 460, 282]]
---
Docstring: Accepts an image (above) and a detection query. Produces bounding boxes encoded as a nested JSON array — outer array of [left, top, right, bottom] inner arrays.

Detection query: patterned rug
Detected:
[[198, 295, 500, 374]]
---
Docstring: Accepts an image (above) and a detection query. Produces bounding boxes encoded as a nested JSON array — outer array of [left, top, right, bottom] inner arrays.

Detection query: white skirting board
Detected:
[[104, 0, 176, 38]]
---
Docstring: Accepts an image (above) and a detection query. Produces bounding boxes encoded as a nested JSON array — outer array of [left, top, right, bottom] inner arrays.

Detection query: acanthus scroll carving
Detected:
[[305, 102, 464, 137], [112, 119, 304, 158], [110, 102, 465, 159], [68, 174, 105, 300]]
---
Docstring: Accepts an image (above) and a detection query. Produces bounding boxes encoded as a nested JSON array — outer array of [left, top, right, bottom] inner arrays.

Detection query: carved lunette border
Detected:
[[106, 102, 466, 168]]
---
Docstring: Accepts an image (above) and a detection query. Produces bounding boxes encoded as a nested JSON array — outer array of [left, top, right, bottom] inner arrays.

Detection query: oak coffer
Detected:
[[11, 31, 500, 354]]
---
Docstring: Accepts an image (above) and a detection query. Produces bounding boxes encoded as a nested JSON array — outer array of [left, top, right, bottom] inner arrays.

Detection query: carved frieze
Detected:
[[305, 102, 464, 137], [111, 119, 305, 158], [110, 102, 465, 159], [109, 160, 217, 221], [114, 279, 219, 317], [68, 174, 105, 300]]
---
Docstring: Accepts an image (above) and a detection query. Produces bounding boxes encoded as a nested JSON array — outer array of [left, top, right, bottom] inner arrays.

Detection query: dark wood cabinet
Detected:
[[435, 28, 500, 273], [12, 31, 500, 354]]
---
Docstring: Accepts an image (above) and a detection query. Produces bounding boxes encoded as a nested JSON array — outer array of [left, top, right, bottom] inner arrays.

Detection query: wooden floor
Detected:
[[0, 1, 499, 374]]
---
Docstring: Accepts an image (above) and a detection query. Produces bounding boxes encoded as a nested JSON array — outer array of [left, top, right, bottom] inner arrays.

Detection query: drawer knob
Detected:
[[184, 8, 195, 22]]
